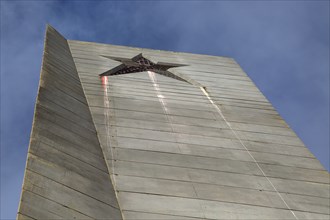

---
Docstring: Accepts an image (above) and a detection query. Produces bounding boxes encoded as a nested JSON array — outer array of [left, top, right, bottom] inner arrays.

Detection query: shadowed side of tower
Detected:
[[17, 26, 122, 219]]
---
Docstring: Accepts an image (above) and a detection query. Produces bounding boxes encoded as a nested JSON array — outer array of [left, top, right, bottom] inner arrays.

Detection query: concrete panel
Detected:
[[237, 130, 304, 147], [116, 175, 197, 198], [259, 163, 330, 183], [27, 154, 117, 205], [116, 175, 286, 209], [123, 211, 200, 220], [114, 160, 192, 182], [116, 136, 181, 153], [243, 141, 315, 158], [19, 190, 93, 219], [118, 192, 205, 218], [294, 211, 330, 219], [201, 199, 295, 219], [251, 151, 324, 170], [118, 192, 295, 219], [186, 168, 275, 191], [177, 144, 253, 161], [23, 170, 121, 218], [114, 148, 263, 175], [230, 121, 295, 136], [281, 193, 330, 214], [269, 178, 330, 198]]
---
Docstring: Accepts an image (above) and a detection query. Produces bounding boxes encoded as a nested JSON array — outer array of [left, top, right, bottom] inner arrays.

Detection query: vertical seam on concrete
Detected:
[[100, 75, 125, 220], [147, 71, 207, 220], [101, 76, 115, 175], [147, 71, 175, 132], [147, 71, 183, 155], [200, 87, 299, 220]]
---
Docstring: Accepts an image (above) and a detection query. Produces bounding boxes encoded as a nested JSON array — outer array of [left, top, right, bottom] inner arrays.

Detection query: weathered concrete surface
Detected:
[[18, 25, 329, 220], [17, 26, 122, 219], [68, 39, 329, 220]]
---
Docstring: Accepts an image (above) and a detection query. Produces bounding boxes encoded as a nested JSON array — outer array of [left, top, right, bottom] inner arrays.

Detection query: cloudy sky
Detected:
[[1, 1, 329, 219]]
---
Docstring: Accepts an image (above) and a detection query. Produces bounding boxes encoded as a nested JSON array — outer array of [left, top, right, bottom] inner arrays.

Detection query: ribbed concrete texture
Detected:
[[18, 25, 329, 219], [17, 26, 121, 219]]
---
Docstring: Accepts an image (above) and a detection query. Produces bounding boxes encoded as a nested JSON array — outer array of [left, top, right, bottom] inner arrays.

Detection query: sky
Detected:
[[0, 1, 329, 219]]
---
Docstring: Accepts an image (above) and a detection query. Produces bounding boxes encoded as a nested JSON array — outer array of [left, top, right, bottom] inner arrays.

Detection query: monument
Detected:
[[17, 25, 329, 219]]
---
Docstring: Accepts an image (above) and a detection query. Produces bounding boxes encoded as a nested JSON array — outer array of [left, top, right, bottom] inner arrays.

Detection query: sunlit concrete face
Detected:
[[17, 25, 330, 220]]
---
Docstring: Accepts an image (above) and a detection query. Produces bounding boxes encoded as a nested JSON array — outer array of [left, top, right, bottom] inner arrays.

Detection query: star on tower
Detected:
[[100, 53, 189, 83]]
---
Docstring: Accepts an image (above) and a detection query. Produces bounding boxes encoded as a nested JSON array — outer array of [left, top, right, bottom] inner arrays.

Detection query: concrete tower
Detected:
[[17, 26, 329, 219]]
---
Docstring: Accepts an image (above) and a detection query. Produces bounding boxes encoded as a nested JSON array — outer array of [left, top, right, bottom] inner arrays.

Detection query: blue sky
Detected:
[[1, 1, 329, 219]]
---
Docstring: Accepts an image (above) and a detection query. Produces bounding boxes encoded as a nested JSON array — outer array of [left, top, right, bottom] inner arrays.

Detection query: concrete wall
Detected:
[[17, 26, 122, 219], [69, 39, 329, 220], [18, 25, 329, 219]]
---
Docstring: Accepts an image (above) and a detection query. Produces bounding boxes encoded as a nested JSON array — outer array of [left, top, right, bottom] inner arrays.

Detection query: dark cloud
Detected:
[[1, 1, 329, 219]]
